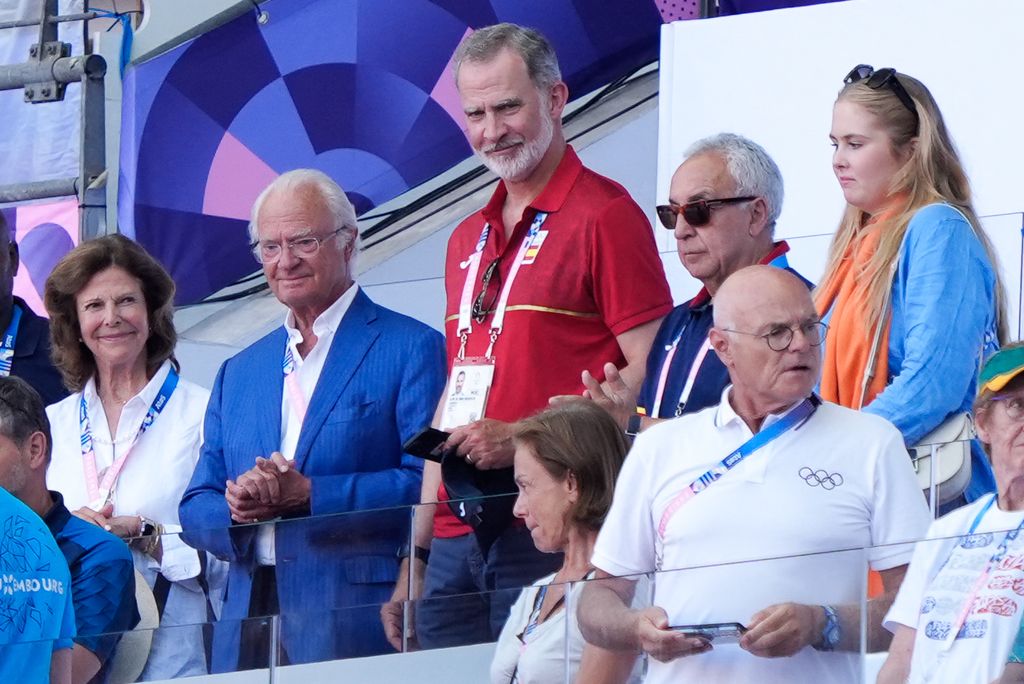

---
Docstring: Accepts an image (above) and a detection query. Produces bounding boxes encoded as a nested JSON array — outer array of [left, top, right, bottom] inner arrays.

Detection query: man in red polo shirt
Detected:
[[381, 23, 672, 651]]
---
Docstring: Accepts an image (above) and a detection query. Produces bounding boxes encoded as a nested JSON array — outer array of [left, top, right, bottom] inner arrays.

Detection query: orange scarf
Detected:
[[815, 219, 892, 409]]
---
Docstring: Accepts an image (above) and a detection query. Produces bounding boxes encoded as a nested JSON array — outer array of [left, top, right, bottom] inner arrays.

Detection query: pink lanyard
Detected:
[[283, 345, 308, 426], [80, 369, 179, 510], [650, 336, 712, 418]]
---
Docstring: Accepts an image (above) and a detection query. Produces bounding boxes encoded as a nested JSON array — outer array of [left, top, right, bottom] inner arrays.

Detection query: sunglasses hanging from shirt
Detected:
[[440, 212, 550, 431]]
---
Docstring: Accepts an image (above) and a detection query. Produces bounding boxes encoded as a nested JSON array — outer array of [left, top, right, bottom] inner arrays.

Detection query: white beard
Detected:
[[475, 111, 555, 183]]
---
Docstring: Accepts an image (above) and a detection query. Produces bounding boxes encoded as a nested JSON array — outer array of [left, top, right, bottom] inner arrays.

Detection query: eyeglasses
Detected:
[[989, 393, 1024, 421], [656, 196, 758, 229], [471, 257, 502, 323], [720, 320, 829, 352], [843, 64, 919, 128], [251, 227, 345, 265]]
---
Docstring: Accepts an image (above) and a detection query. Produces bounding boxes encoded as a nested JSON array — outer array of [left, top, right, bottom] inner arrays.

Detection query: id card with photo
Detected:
[[440, 358, 494, 430]]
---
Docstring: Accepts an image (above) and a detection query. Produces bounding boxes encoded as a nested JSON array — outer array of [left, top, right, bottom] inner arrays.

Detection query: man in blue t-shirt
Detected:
[[574, 133, 810, 433], [0, 486, 75, 684], [0, 376, 138, 684]]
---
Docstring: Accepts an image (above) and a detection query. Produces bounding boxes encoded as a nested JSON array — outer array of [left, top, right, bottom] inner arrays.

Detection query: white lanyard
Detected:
[[80, 368, 179, 510], [455, 212, 548, 360]]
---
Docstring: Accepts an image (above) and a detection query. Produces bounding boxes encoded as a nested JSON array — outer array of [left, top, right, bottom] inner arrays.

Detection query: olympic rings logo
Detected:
[[798, 467, 844, 490]]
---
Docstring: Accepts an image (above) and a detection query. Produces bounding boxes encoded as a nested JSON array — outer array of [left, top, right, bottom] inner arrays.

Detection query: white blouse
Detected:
[[46, 359, 210, 582]]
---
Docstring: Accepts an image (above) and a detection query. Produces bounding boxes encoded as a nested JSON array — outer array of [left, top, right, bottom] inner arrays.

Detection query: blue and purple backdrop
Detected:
[[117, 0, 706, 304]]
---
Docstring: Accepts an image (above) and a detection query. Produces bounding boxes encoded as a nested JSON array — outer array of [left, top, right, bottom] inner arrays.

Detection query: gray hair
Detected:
[[248, 169, 361, 262], [453, 23, 561, 91], [0, 376, 51, 460], [683, 133, 784, 230]]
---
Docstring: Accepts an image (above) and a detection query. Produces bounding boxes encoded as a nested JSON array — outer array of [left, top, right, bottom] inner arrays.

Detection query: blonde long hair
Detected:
[[819, 72, 1008, 342]]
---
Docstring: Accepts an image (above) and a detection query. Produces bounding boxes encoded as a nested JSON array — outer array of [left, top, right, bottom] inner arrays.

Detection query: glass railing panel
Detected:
[[868, 519, 1024, 683]]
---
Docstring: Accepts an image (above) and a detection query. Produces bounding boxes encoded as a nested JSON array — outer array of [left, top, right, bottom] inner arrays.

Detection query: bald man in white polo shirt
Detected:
[[577, 266, 931, 684]]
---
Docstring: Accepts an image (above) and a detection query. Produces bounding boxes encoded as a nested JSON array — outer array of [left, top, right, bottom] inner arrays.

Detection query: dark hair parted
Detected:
[[44, 234, 178, 391], [0, 376, 51, 461], [512, 401, 630, 531]]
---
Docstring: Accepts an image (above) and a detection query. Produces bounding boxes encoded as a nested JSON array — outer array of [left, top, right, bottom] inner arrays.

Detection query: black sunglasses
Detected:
[[471, 257, 502, 323], [656, 196, 757, 229], [844, 64, 919, 128]]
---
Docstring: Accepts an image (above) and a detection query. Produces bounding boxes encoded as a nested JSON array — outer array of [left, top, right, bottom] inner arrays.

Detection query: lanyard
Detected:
[[656, 395, 819, 544], [522, 584, 551, 642], [80, 368, 179, 510], [455, 212, 549, 360], [283, 344, 308, 427], [648, 252, 791, 419], [0, 304, 23, 376], [651, 324, 712, 418]]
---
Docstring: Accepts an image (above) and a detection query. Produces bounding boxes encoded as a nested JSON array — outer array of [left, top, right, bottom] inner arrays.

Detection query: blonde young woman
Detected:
[[818, 64, 1007, 506]]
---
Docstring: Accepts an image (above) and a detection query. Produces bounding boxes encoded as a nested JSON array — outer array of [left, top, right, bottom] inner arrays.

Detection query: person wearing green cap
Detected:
[[879, 343, 1024, 683]]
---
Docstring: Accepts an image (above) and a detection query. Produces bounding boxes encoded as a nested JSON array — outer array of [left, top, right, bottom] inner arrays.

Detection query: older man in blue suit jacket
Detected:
[[180, 169, 445, 670]]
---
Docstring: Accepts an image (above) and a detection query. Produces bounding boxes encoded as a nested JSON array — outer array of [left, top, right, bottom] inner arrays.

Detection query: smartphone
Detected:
[[403, 427, 451, 463], [669, 622, 747, 644]]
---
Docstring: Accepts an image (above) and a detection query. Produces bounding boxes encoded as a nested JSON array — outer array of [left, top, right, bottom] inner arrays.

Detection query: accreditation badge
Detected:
[[440, 357, 495, 430]]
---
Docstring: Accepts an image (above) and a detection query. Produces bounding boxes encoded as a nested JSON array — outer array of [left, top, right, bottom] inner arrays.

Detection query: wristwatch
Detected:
[[138, 517, 163, 557], [814, 605, 840, 651], [625, 413, 643, 439], [397, 541, 431, 565]]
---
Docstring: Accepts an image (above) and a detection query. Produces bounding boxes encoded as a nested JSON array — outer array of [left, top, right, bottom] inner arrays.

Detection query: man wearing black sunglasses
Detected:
[[574, 133, 811, 435], [383, 23, 673, 654]]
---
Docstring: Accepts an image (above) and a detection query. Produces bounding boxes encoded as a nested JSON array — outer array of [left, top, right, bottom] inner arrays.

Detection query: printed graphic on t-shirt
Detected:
[[919, 533, 1024, 643], [0, 513, 67, 640]]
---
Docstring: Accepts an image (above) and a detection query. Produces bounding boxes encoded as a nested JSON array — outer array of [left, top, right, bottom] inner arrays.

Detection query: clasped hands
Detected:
[[225, 452, 311, 523], [635, 602, 823, 663]]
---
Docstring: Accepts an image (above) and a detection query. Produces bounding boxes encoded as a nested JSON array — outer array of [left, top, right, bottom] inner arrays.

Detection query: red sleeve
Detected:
[[589, 195, 673, 335]]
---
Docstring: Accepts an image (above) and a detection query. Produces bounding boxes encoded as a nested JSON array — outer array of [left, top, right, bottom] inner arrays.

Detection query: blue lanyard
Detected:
[[657, 395, 820, 540], [79, 368, 180, 508], [0, 304, 24, 376], [957, 494, 1024, 560]]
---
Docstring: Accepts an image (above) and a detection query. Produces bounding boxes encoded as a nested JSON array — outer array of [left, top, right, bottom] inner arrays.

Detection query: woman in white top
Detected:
[[879, 343, 1024, 684], [491, 401, 639, 684], [44, 235, 216, 680]]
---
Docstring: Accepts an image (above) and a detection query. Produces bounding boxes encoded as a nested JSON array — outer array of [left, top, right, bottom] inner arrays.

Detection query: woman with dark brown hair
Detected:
[[44, 234, 215, 680], [490, 401, 640, 684]]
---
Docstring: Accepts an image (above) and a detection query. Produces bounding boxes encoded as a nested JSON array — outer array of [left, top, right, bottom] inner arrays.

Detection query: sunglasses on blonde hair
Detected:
[[844, 64, 919, 129]]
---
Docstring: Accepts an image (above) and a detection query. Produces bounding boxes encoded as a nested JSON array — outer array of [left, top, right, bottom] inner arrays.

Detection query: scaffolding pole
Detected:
[[0, 0, 108, 239]]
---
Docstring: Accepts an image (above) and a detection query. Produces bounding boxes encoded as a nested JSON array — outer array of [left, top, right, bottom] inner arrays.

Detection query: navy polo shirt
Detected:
[[637, 243, 813, 419], [44, 491, 139, 674]]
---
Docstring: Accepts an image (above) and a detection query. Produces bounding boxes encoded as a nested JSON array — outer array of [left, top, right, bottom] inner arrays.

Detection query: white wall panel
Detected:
[[659, 0, 1024, 332]]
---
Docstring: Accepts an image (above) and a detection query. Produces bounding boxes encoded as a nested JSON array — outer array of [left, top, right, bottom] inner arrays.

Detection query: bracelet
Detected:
[[625, 413, 643, 438], [813, 605, 840, 652]]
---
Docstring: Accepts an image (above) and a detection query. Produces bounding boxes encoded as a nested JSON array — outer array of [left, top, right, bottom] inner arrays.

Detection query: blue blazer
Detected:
[[180, 289, 444, 668]]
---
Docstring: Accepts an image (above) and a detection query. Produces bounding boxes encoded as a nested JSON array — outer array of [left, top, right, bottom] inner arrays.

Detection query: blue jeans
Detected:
[[415, 526, 561, 649]]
